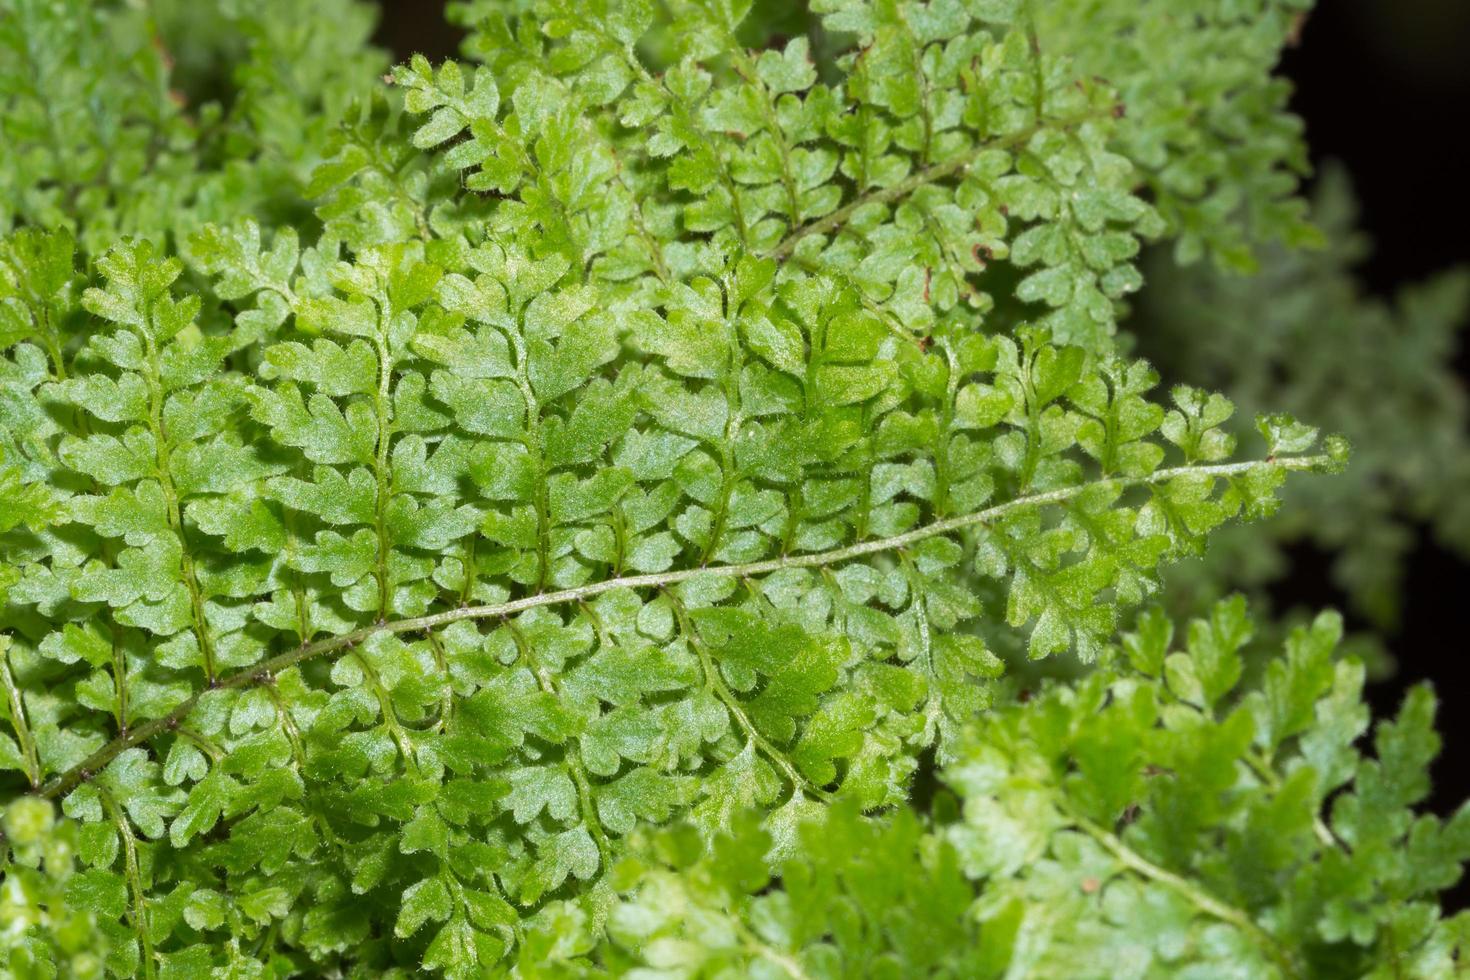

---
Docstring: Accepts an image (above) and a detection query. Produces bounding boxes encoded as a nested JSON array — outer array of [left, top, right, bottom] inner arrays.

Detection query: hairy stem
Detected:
[[507, 621, 614, 869], [140, 328, 217, 683], [352, 650, 420, 773], [0, 640, 41, 788], [111, 630, 130, 737], [371, 331, 397, 620], [101, 787, 157, 980], [30, 453, 1330, 803], [671, 592, 833, 804]]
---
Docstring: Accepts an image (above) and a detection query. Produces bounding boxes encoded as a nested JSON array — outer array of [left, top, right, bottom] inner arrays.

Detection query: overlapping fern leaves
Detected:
[[0, 1, 1464, 978], [1, 217, 1334, 971], [0, 0, 383, 251], [574, 606, 1470, 978]]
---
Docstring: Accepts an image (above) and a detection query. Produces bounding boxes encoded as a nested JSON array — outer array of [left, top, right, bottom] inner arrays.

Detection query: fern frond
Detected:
[[1, 2, 1457, 977]]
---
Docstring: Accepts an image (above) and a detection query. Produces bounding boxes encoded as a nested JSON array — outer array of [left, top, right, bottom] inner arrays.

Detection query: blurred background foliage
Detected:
[[1134, 169, 1470, 635]]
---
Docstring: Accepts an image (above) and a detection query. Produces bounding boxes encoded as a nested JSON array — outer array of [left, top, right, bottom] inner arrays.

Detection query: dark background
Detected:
[[369, 0, 1470, 903], [1281, 0, 1470, 910]]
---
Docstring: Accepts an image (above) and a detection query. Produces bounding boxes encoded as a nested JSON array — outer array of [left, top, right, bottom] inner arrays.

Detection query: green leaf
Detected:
[[396, 876, 454, 938], [63, 869, 128, 919]]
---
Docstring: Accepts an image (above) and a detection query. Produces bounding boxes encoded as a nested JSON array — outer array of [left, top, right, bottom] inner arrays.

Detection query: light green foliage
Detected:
[[1, 218, 1326, 972], [942, 602, 1470, 978], [1, 796, 110, 979], [1136, 167, 1470, 628], [447, 0, 1315, 337], [0, 2, 1461, 978], [0, 0, 384, 254], [497, 603, 1470, 978], [595, 804, 1003, 977], [1027, 0, 1319, 271], [432, 0, 1164, 349]]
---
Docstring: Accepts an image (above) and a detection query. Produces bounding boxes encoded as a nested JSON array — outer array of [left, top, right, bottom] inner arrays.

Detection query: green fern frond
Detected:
[[0, 1, 1459, 978]]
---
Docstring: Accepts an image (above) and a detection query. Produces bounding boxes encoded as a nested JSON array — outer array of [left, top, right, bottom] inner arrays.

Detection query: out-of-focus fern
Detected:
[[1027, 0, 1320, 271], [0, 0, 385, 254], [1134, 167, 1470, 629]]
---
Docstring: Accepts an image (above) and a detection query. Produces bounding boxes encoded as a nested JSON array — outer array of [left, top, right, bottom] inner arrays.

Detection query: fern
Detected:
[[571, 603, 1470, 978], [0, 1, 1463, 978], [0, 0, 383, 252], [1136, 167, 1470, 629]]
